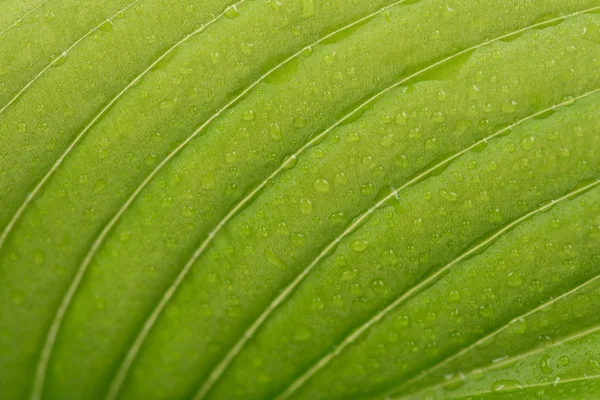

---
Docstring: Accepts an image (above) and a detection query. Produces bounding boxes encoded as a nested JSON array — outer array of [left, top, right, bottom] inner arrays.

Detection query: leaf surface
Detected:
[[0, 1, 599, 400]]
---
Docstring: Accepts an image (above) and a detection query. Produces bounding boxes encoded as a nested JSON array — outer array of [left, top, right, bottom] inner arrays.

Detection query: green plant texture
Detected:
[[1, 0, 600, 399]]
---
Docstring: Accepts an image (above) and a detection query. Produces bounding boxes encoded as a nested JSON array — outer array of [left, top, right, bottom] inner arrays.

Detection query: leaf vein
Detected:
[[275, 179, 600, 399], [391, 324, 600, 400], [101, 1, 415, 398], [195, 88, 600, 399], [131, 7, 600, 399], [0, 0, 49, 38], [387, 269, 600, 399], [0, 0, 142, 115], [26, 2, 246, 399], [0, 0, 245, 253]]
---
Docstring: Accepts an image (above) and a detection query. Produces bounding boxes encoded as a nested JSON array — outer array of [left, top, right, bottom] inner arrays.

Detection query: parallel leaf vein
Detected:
[[386, 268, 600, 399], [275, 179, 600, 399], [191, 23, 600, 396], [390, 324, 600, 400], [0, 0, 49, 38], [27, 2, 246, 399], [0, 0, 142, 115]]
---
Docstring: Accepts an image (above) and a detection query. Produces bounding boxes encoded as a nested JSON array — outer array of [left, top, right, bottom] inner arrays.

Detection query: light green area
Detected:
[[0, 0, 599, 399]]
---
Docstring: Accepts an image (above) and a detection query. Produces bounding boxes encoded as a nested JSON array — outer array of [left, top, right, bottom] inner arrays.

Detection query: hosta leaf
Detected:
[[0, 0, 599, 400]]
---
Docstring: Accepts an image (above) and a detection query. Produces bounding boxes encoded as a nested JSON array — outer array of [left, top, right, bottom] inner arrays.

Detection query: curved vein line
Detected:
[[0, 0, 141, 115], [28, 2, 246, 399], [0, 0, 244, 252], [103, 2, 415, 398], [197, 86, 600, 398], [390, 324, 600, 400], [0, 0, 49, 38], [180, 6, 600, 400], [388, 271, 600, 399], [441, 375, 600, 399], [27, 4, 599, 400], [405, 372, 600, 399], [277, 180, 600, 399]]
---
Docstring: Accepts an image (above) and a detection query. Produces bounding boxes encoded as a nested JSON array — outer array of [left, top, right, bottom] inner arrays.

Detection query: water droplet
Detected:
[[351, 239, 369, 252], [265, 246, 287, 271], [314, 179, 331, 193], [282, 154, 297, 169], [510, 318, 527, 334], [539, 355, 553, 374], [210, 51, 220, 65], [360, 184, 374, 196], [224, 4, 239, 18], [334, 172, 348, 185], [395, 154, 409, 169], [439, 189, 458, 202], [519, 136, 535, 150], [311, 297, 324, 310], [94, 180, 107, 193], [370, 279, 386, 294], [437, 88, 447, 101], [225, 151, 237, 163], [240, 42, 254, 55], [45, 138, 56, 151], [395, 111, 408, 125], [506, 272, 523, 288], [299, 198, 313, 215], [269, 122, 282, 141], [348, 283, 362, 296], [290, 232, 306, 247], [182, 205, 195, 218], [380, 134, 394, 147], [478, 304, 495, 318], [489, 208, 503, 223], [242, 109, 255, 121], [52, 52, 68, 67], [395, 315, 410, 328], [99, 20, 114, 33], [332, 294, 343, 306], [340, 269, 358, 281], [449, 290, 461, 302], [323, 51, 337, 65], [347, 131, 360, 142], [201, 172, 215, 189]]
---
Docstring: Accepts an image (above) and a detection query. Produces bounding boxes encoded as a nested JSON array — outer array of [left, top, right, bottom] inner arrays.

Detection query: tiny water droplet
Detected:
[[314, 179, 331, 193], [351, 240, 369, 252]]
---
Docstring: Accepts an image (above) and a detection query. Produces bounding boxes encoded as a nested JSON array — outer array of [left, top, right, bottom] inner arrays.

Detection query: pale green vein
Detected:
[[27, 2, 246, 399], [0, 0, 141, 115], [192, 80, 600, 400], [276, 179, 600, 399], [388, 271, 600, 399], [391, 324, 600, 400], [0, 0, 49, 38], [100, 2, 415, 398], [27, 5, 600, 400], [0, 0, 245, 253], [145, 8, 600, 399], [442, 375, 600, 399]]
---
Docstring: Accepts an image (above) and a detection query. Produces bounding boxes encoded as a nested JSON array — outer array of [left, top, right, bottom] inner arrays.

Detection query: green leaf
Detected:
[[1, 0, 599, 399]]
